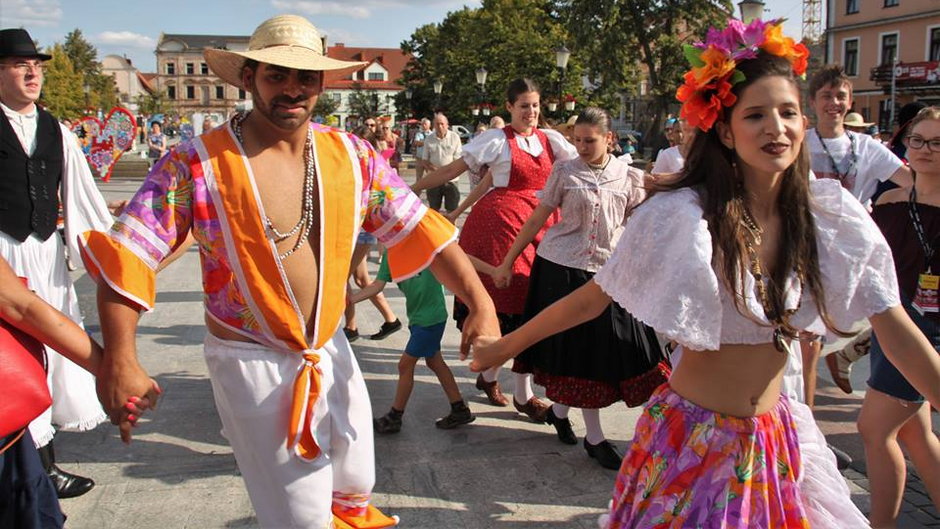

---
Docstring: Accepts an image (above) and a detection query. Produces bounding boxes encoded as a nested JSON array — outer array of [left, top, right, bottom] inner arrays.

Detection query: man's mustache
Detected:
[[272, 95, 308, 106]]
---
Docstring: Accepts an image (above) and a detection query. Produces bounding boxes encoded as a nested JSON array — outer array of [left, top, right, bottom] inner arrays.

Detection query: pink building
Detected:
[[826, 0, 940, 130]]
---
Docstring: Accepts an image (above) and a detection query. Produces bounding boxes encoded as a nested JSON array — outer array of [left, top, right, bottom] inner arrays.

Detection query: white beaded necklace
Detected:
[[232, 112, 317, 259]]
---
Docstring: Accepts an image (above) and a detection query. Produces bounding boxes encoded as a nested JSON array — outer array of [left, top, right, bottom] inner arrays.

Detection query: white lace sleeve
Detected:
[[810, 178, 901, 335], [594, 188, 722, 350], [460, 128, 505, 173]]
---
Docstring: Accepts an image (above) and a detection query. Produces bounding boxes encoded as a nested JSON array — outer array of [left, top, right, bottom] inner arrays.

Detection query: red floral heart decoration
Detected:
[[70, 107, 138, 182]]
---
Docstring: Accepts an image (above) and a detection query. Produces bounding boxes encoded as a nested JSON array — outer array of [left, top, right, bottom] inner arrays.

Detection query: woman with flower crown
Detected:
[[471, 18, 940, 527]]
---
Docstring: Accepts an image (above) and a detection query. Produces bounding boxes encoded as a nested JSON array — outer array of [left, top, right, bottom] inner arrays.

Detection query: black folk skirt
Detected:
[[512, 255, 670, 408]]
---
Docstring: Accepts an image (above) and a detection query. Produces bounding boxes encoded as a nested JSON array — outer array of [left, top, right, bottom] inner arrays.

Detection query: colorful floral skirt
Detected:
[[606, 384, 810, 529]]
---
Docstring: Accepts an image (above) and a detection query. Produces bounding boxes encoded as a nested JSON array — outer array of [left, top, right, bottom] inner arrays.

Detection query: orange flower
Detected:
[[788, 42, 810, 76], [678, 77, 738, 132], [692, 45, 737, 86], [761, 23, 791, 57]]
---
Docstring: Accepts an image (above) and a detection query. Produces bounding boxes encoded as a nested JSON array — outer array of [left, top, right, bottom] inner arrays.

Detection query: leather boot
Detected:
[[37, 441, 95, 499]]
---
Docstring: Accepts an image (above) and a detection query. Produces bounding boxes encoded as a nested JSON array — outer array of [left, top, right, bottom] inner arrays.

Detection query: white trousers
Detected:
[[203, 329, 375, 529], [0, 231, 107, 447]]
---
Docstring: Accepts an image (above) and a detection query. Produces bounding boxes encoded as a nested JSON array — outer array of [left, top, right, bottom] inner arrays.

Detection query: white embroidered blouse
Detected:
[[460, 127, 578, 187], [594, 178, 900, 351]]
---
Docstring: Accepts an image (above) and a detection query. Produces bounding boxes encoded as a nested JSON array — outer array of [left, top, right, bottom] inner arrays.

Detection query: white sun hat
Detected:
[[204, 14, 366, 89], [843, 112, 874, 128]]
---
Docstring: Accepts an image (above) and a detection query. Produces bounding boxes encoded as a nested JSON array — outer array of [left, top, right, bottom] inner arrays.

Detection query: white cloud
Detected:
[[1, 0, 63, 27], [94, 31, 156, 49], [271, 0, 371, 19], [320, 27, 370, 46]]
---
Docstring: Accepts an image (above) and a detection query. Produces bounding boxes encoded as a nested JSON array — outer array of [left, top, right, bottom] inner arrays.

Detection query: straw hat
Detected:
[[843, 112, 874, 128], [554, 115, 578, 135], [204, 15, 366, 89]]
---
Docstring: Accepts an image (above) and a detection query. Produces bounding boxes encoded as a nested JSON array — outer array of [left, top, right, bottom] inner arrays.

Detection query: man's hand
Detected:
[[97, 357, 161, 443], [470, 335, 513, 372], [459, 303, 500, 361], [491, 263, 512, 289], [107, 199, 129, 217]]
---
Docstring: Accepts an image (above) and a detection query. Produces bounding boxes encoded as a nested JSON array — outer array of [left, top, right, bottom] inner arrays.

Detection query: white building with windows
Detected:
[[323, 44, 411, 130], [101, 54, 156, 114]]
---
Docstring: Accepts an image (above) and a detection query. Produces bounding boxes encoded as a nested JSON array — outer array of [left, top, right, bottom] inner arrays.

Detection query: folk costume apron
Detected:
[[457, 127, 558, 315]]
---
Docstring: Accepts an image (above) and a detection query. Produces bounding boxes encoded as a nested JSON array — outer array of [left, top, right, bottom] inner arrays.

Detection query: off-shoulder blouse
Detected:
[[594, 178, 900, 351]]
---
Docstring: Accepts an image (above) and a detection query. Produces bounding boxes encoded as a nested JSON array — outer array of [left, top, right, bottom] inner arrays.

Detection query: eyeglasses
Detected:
[[904, 135, 940, 153], [0, 59, 45, 75]]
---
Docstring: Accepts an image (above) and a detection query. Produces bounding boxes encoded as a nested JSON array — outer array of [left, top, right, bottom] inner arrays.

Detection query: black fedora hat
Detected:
[[0, 28, 51, 61]]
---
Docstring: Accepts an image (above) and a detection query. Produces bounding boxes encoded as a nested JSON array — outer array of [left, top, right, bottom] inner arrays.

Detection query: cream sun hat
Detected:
[[843, 112, 874, 128], [204, 14, 366, 89]]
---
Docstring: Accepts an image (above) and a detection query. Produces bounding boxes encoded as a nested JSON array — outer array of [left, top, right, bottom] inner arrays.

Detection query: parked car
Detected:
[[451, 124, 472, 143]]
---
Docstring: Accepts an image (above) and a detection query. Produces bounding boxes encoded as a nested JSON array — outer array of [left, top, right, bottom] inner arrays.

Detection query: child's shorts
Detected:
[[868, 297, 940, 403], [405, 322, 446, 358]]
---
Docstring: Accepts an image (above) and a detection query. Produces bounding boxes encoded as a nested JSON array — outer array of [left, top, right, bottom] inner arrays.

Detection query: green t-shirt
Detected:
[[376, 252, 448, 327]]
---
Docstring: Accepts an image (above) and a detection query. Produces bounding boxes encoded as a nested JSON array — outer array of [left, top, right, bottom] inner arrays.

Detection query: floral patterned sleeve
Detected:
[[80, 145, 196, 311], [353, 133, 457, 282]]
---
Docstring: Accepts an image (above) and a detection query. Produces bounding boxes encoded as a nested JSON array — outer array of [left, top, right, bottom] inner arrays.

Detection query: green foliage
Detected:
[[346, 82, 383, 119], [136, 91, 167, 116], [39, 43, 84, 120], [313, 94, 340, 119], [557, 0, 731, 138], [400, 0, 583, 125], [62, 29, 119, 113]]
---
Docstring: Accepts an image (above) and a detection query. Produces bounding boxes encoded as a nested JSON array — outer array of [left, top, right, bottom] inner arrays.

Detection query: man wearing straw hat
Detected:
[[80, 14, 498, 529]]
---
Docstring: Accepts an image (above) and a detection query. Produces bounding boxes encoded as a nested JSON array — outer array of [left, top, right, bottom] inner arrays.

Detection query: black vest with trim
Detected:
[[0, 107, 63, 242]]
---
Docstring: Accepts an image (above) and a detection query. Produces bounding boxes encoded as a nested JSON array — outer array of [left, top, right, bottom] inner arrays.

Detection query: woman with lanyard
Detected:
[[858, 106, 940, 529], [492, 107, 668, 469], [414, 78, 577, 420]]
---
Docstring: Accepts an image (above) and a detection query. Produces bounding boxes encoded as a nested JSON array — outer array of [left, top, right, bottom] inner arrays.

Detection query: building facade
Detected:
[[323, 44, 409, 130], [826, 0, 940, 130], [101, 55, 155, 114], [154, 33, 250, 119]]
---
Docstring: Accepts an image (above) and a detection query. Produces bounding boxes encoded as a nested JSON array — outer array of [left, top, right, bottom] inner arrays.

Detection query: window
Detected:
[[367, 72, 384, 81], [931, 28, 940, 61], [166, 86, 176, 99], [165, 62, 175, 75], [846, 0, 858, 14], [238, 88, 246, 99], [331, 93, 342, 103], [186, 85, 195, 99], [186, 62, 195, 74], [844, 39, 859, 76], [884, 0, 898, 6], [881, 33, 898, 66], [201, 63, 209, 75], [215, 85, 225, 99]]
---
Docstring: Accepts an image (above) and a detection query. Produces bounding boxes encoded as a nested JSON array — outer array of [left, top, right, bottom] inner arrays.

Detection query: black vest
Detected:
[[0, 107, 63, 242]]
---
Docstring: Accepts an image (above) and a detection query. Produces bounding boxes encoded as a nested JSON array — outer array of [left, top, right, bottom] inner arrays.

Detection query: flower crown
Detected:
[[677, 19, 810, 132]]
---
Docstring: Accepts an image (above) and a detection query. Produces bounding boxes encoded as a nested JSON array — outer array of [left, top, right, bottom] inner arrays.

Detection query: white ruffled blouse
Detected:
[[460, 127, 578, 188], [594, 178, 900, 351]]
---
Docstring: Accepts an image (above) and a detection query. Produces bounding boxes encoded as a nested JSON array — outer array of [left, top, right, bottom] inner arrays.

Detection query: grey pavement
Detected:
[[55, 163, 938, 528]]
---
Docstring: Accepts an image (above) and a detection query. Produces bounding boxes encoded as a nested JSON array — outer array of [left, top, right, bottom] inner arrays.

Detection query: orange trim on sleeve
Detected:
[[386, 209, 457, 281], [79, 230, 156, 311], [201, 129, 309, 351]]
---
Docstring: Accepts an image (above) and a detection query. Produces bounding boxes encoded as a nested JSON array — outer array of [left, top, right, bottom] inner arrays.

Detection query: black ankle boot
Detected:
[[545, 407, 577, 445], [37, 441, 95, 499]]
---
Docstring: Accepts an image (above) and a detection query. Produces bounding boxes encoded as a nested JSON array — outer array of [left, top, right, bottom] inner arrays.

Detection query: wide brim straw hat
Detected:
[[204, 14, 366, 89], [554, 115, 578, 135], [843, 112, 874, 128]]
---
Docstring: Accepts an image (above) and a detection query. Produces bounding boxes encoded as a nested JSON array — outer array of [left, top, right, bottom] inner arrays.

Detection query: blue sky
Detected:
[[4, 0, 809, 73]]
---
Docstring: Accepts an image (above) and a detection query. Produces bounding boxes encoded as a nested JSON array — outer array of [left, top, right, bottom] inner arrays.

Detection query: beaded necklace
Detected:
[[231, 112, 317, 259], [815, 128, 858, 185], [740, 207, 801, 352]]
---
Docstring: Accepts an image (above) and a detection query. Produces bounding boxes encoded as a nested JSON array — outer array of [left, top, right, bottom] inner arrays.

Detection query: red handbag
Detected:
[[0, 280, 52, 439]]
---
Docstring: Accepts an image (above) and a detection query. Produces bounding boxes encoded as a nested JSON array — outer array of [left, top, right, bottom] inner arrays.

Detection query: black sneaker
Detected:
[[374, 410, 402, 434], [435, 404, 475, 429], [370, 319, 402, 340], [343, 327, 360, 342]]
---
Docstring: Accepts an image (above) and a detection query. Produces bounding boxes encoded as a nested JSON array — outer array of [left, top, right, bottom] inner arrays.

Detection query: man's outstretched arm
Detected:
[[428, 243, 499, 359]]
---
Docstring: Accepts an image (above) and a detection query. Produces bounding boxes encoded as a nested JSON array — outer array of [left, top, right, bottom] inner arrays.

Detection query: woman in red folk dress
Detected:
[[414, 78, 577, 421]]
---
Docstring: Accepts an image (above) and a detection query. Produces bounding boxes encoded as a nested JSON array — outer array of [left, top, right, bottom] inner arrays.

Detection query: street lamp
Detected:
[[555, 45, 571, 118], [83, 81, 91, 115], [404, 88, 413, 117], [476, 67, 488, 119], [433, 79, 443, 109], [737, 0, 765, 23]]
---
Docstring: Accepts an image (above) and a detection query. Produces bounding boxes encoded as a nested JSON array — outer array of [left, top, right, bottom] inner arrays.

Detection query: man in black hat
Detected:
[[0, 27, 116, 499]]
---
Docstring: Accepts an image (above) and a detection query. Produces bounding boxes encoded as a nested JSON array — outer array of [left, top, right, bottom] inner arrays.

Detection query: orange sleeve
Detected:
[[386, 209, 457, 281], [80, 230, 156, 311]]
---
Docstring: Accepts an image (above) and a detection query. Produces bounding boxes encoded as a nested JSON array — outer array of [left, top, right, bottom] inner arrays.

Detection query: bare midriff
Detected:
[[668, 342, 789, 417]]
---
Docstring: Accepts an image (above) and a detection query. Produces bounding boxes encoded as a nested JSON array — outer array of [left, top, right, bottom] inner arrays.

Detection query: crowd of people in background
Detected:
[[3, 13, 940, 529]]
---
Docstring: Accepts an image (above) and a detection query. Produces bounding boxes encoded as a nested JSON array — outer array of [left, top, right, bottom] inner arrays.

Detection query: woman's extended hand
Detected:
[[491, 263, 512, 289], [470, 335, 516, 372]]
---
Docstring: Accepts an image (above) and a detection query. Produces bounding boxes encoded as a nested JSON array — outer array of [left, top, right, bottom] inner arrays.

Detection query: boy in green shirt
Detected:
[[349, 251, 474, 433]]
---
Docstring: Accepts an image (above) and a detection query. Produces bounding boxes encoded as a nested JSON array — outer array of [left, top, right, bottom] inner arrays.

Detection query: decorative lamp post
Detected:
[[555, 45, 571, 117], [475, 67, 488, 90], [83, 81, 91, 115], [482, 104, 491, 116], [405, 88, 413, 116], [737, 0, 765, 23], [433, 79, 443, 110]]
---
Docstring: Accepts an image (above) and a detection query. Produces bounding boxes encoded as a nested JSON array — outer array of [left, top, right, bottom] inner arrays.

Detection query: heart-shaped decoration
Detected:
[[70, 107, 138, 182]]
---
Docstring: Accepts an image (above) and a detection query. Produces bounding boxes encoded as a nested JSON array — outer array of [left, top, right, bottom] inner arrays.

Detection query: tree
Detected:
[[347, 82, 382, 120], [136, 91, 167, 116], [400, 0, 582, 125], [313, 94, 340, 120], [557, 0, 731, 139], [63, 29, 119, 112], [40, 43, 84, 120]]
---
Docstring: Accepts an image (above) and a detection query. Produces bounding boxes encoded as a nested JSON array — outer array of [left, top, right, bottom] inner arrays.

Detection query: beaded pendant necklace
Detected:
[[740, 207, 801, 352], [815, 128, 857, 185], [231, 112, 317, 259]]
